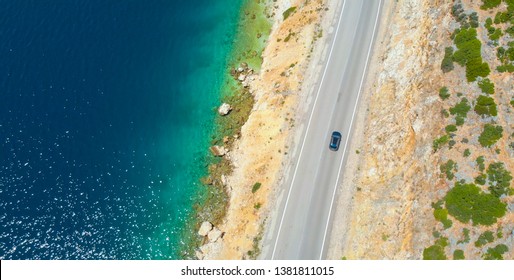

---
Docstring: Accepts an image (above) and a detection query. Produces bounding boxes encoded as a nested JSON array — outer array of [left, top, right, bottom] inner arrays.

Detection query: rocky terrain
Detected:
[[328, 0, 513, 260]]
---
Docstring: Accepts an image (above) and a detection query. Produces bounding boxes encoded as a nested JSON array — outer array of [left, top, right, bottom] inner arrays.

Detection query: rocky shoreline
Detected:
[[193, 0, 331, 259]]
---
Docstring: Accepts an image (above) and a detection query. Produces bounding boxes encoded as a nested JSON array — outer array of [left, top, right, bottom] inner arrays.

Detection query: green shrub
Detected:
[[476, 156, 486, 172], [453, 250, 465, 260], [474, 95, 498, 117], [480, 0, 501, 10], [456, 116, 465, 126], [433, 135, 450, 150], [478, 124, 503, 147], [478, 78, 495, 94], [487, 162, 513, 197], [450, 98, 471, 126], [452, 28, 491, 81], [434, 208, 453, 229], [466, 58, 491, 82], [489, 28, 503, 40], [445, 125, 457, 133], [475, 173, 487, 185], [440, 160, 458, 180], [251, 182, 262, 193], [483, 244, 509, 260], [441, 47, 455, 73], [439, 86, 450, 100], [475, 231, 494, 247], [282, 6, 297, 20], [445, 182, 507, 226], [423, 245, 447, 260], [458, 228, 471, 244], [511, 99, 514, 107], [497, 64, 514, 72], [464, 148, 471, 157]]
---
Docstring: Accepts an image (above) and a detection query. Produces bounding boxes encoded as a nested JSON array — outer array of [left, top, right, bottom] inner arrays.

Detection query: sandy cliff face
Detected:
[[199, 0, 328, 259]]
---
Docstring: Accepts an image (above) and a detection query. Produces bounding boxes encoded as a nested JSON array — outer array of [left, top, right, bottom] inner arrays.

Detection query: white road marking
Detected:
[[318, 0, 383, 260], [271, 0, 348, 260]]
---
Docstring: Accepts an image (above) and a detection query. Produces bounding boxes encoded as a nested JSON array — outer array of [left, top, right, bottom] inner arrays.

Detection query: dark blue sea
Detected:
[[0, 0, 243, 259]]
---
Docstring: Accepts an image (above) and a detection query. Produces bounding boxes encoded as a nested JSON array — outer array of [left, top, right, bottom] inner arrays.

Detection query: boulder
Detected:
[[238, 74, 246, 81], [198, 221, 213, 236], [208, 228, 223, 243], [237, 67, 244, 73], [209, 145, 228, 157], [218, 103, 232, 116]]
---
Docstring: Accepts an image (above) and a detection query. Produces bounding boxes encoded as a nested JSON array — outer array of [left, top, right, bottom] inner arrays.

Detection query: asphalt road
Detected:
[[262, 0, 383, 260]]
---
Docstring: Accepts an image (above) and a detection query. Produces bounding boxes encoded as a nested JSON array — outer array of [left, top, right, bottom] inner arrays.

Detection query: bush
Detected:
[[476, 156, 486, 172], [452, 28, 491, 81], [444, 182, 506, 226], [478, 124, 503, 147], [466, 58, 491, 82], [475, 231, 494, 247], [282, 6, 297, 20], [453, 250, 465, 260], [433, 135, 450, 150], [478, 78, 495, 94], [445, 124, 457, 133], [487, 162, 513, 197], [251, 182, 262, 193], [480, 0, 501, 10], [441, 47, 455, 73], [423, 238, 449, 260], [483, 244, 509, 260], [458, 228, 471, 244], [475, 173, 487, 185], [464, 148, 471, 157], [497, 64, 514, 72], [440, 160, 457, 180], [439, 86, 450, 100], [450, 98, 471, 126], [474, 95, 498, 117], [434, 208, 453, 229]]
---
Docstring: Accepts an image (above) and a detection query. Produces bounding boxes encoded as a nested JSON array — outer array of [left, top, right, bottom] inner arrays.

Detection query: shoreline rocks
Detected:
[[198, 221, 213, 236], [209, 145, 228, 157], [196, 221, 225, 260], [218, 103, 232, 116]]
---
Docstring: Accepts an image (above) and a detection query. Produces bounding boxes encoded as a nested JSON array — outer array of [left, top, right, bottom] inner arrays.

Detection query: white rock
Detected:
[[198, 221, 213, 236], [238, 74, 246, 81], [237, 67, 244, 72], [218, 103, 232, 116], [208, 228, 223, 243], [221, 174, 227, 186]]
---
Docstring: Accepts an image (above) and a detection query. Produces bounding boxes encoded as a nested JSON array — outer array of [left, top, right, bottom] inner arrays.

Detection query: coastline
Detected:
[[195, 0, 332, 259], [179, 0, 273, 259]]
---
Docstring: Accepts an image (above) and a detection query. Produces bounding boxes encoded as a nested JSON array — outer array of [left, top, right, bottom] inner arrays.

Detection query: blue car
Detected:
[[329, 131, 342, 151]]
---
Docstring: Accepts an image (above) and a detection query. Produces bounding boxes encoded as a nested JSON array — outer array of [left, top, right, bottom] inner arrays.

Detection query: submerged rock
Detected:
[[218, 103, 232, 116], [198, 221, 213, 236]]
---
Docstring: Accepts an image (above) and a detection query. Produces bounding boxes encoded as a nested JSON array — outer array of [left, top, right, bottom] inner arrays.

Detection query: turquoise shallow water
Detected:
[[0, 0, 243, 259]]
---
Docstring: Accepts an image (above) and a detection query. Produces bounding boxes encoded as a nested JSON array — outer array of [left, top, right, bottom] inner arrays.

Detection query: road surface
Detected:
[[261, 0, 383, 260]]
